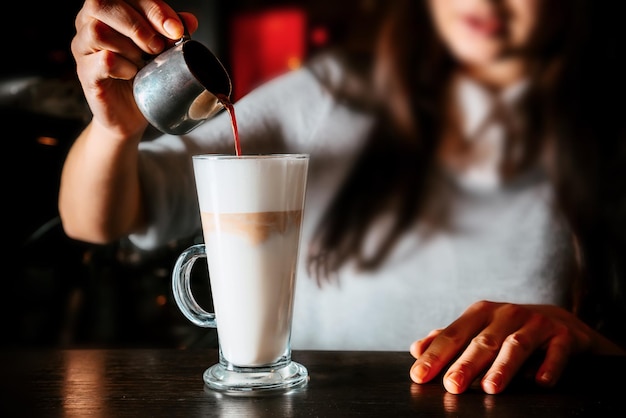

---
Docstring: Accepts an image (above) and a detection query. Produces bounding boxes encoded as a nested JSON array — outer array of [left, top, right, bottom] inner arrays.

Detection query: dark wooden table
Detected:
[[1, 348, 624, 417]]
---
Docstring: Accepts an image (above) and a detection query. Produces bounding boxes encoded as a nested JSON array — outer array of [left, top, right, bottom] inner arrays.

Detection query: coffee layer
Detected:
[[201, 210, 303, 244]]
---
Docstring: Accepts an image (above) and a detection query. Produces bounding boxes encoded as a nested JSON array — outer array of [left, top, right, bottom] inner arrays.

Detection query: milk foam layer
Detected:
[[193, 155, 308, 213], [202, 210, 302, 366]]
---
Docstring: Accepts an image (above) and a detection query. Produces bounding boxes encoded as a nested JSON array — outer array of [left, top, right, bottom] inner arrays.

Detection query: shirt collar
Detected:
[[455, 74, 529, 140], [448, 74, 530, 192]]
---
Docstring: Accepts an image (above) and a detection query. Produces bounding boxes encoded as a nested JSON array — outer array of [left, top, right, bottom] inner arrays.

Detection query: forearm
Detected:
[[58, 120, 145, 244]]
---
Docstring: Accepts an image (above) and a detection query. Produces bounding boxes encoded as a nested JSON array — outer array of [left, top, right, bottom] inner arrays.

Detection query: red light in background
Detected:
[[310, 26, 329, 47], [230, 8, 307, 100]]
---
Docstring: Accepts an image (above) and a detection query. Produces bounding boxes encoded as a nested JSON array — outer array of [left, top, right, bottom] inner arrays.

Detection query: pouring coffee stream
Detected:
[[216, 94, 242, 156], [133, 17, 240, 154]]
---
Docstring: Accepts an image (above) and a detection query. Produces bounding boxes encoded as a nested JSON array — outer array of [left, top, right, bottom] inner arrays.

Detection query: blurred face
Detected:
[[428, 0, 541, 69]]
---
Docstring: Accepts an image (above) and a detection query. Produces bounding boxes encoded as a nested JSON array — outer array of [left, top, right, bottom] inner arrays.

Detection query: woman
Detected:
[[59, 0, 625, 394]]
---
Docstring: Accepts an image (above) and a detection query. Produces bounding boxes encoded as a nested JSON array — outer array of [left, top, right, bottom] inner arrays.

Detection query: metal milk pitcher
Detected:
[[133, 21, 232, 135]]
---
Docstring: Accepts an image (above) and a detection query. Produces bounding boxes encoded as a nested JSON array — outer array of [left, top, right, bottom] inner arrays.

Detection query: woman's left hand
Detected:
[[409, 300, 625, 394]]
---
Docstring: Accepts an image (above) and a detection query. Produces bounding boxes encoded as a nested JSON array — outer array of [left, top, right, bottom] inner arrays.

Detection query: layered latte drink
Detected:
[[192, 154, 308, 368]]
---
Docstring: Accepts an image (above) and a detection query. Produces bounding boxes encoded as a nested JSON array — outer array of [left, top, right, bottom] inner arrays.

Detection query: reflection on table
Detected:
[[1, 349, 624, 417]]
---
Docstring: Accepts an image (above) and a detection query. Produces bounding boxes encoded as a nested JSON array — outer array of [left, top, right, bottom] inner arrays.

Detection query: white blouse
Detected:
[[130, 54, 575, 351]]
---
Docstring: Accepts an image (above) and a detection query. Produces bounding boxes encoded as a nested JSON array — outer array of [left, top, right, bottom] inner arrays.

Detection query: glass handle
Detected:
[[171, 244, 217, 328]]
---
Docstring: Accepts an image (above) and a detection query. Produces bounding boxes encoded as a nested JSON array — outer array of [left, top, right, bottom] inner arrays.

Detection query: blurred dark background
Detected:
[[1, 0, 382, 349]]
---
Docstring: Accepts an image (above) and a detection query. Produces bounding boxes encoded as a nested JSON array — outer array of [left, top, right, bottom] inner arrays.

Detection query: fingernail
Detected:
[[412, 363, 430, 382], [447, 371, 465, 390], [148, 36, 164, 53], [483, 371, 503, 392], [539, 371, 554, 386], [164, 18, 182, 38]]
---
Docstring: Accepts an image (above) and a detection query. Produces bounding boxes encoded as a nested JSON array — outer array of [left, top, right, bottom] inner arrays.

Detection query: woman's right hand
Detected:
[[72, 0, 198, 139], [59, 1, 198, 244]]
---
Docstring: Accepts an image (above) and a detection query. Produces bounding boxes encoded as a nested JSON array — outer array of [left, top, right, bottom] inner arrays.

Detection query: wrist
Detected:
[[90, 117, 148, 146]]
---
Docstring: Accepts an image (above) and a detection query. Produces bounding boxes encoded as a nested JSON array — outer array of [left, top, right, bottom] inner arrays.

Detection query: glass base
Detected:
[[203, 361, 309, 395]]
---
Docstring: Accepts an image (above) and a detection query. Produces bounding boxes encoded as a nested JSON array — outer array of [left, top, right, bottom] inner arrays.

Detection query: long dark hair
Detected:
[[306, 0, 452, 279], [547, 1, 626, 346], [306, 0, 625, 344]]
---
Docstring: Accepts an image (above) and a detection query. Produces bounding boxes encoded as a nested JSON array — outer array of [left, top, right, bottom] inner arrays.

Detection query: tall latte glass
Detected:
[[172, 154, 309, 394]]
